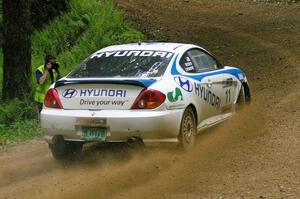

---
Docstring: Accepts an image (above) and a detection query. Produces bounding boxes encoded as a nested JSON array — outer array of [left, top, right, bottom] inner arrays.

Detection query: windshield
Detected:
[[68, 50, 174, 78]]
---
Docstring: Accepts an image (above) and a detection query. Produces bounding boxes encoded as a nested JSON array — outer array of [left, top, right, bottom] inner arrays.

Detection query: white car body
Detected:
[[41, 42, 250, 146]]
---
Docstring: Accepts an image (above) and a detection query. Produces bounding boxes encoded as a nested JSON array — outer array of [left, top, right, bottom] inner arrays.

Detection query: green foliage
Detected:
[[0, 0, 144, 145], [0, 98, 36, 125], [1, 0, 144, 96], [31, 0, 144, 75], [0, 120, 41, 146], [0, 98, 40, 146], [0, 49, 2, 97], [30, 0, 68, 29]]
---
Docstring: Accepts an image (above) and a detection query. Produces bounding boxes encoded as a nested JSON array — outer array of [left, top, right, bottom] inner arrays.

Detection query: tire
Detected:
[[237, 85, 246, 105], [49, 135, 83, 161], [127, 137, 145, 148], [178, 107, 197, 151], [236, 85, 250, 111]]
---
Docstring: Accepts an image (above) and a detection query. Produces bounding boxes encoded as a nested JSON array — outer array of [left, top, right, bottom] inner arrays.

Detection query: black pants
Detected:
[[36, 102, 43, 113]]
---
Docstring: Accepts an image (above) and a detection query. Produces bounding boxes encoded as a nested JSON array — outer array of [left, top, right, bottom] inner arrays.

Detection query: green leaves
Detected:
[[0, 0, 145, 146], [0, 99, 41, 146], [31, 0, 145, 75], [0, 98, 35, 125], [0, 120, 41, 146]]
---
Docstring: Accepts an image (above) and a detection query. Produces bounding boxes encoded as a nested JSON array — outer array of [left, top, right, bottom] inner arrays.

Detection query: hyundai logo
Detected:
[[62, 89, 78, 98], [174, 76, 193, 92]]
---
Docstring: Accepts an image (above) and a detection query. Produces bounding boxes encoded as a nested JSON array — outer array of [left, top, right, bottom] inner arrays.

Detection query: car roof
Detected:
[[99, 42, 199, 53]]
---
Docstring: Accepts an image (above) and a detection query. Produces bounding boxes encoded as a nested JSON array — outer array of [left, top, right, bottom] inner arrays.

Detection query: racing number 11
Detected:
[[225, 89, 231, 103]]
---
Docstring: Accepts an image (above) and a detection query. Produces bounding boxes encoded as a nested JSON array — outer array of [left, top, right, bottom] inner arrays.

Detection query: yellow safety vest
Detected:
[[34, 65, 58, 103]]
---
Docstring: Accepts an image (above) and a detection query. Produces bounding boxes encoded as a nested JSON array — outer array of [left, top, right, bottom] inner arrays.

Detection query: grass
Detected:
[[0, 98, 41, 145], [0, 0, 144, 146], [0, 0, 144, 88], [0, 120, 41, 146], [31, 0, 144, 75]]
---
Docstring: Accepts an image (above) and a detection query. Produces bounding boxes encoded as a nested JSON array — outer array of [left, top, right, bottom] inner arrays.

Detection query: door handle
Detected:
[[222, 78, 233, 87], [224, 78, 233, 83]]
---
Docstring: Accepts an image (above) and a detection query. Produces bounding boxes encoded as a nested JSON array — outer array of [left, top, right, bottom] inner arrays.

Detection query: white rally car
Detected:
[[41, 42, 250, 160]]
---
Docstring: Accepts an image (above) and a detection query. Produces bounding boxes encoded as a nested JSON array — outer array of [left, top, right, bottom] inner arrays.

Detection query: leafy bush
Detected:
[[31, 0, 144, 75], [0, 0, 144, 145], [31, 0, 69, 29], [0, 0, 68, 47], [0, 0, 145, 91], [0, 98, 40, 146], [0, 98, 36, 126], [0, 120, 41, 145]]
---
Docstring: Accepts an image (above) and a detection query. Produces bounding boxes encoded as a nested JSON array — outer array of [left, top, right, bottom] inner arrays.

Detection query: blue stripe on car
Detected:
[[55, 79, 157, 88], [171, 54, 245, 82], [136, 79, 157, 87]]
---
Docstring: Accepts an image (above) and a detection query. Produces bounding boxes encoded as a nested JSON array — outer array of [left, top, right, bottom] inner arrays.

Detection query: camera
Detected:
[[51, 63, 59, 70]]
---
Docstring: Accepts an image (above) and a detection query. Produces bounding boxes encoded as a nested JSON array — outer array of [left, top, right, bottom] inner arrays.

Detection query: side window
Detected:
[[179, 53, 196, 73], [180, 48, 220, 73]]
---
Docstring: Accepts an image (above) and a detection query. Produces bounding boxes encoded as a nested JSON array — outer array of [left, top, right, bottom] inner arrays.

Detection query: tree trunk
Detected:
[[2, 0, 32, 101]]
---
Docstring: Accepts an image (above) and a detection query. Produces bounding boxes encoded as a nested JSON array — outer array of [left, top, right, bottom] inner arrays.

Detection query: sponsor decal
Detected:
[[79, 89, 127, 98], [174, 76, 193, 92], [79, 99, 127, 107], [194, 83, 221, 109], [185, 66, 195, 72], [167, 87, 183, 102], [62, 89, 78, 98], [185, 62, 193, 67], [91, 50, 174, 59], [62, 88, 127, 98]]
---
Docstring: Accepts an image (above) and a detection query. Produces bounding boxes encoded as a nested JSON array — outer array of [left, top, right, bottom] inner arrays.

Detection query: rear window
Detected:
[[68, 50, 174, 78]]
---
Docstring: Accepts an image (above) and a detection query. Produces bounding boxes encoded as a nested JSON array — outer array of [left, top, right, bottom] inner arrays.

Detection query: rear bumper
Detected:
[[41, 108, 184, 143]]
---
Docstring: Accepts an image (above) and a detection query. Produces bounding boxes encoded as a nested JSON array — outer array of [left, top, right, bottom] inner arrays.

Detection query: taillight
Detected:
[[44, 88, 63, 109], [131, 89, 166, 109]]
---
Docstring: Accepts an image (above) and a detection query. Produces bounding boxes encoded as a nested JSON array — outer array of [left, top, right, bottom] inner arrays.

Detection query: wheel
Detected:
[[49, 135, 83, 160], [236, 85, 250, 111], [127, 137, 145, 148], [237, 85, 246, 105], [178, 107, 196, 150]]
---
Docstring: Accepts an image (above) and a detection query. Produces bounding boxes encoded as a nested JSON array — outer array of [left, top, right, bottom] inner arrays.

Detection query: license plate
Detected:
[[82, 127, 107, 141]]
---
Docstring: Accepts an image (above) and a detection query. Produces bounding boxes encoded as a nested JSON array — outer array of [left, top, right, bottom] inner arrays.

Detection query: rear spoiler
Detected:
[[54, 79, 157, 88]]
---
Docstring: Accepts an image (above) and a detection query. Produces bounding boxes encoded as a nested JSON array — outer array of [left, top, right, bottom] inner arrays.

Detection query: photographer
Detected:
[[35, 54, 62, 113]]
